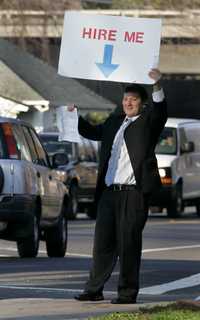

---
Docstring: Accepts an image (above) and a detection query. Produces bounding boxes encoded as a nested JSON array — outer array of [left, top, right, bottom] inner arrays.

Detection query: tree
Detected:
[[82, 1, 111, 9], [111, 0, 200, 9], [0, 0, 81, 10], [85, 111, 109, 125]]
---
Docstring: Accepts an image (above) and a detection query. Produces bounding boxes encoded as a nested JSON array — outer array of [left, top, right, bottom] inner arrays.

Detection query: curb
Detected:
[[0, 298, 199, 320], [0, 298, 172, 320]]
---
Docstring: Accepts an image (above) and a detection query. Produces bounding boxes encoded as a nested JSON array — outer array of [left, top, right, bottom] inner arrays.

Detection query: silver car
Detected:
[[39, 132, 98, 219], [0, 117, 69, 258]]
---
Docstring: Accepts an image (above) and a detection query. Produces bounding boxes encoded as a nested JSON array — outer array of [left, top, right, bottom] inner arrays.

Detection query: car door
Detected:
[[30, 128, 64, 219], [11, 124, 38, 196], [182, 125, 200, 199], [22, 125, 50, 218], [22, 126, 60, 219], [76, 137, 98, 198]]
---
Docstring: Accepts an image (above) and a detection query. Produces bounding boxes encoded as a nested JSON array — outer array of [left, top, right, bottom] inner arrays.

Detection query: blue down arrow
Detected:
[[96, 44, 119, 78]]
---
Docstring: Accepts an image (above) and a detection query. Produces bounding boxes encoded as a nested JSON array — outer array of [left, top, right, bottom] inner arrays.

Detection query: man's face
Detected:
[[122, 92, 142, 117]]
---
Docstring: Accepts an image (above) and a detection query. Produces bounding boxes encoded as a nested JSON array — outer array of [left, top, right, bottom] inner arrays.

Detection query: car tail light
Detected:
[[0, 165, 4, 193], [1, 123, 19, 159], [161, 177, 172, 185], [159, 167, 172, 185]]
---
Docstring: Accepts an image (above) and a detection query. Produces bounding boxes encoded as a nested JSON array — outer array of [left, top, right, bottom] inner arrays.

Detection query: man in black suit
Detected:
[[74, 69, 167, 304]]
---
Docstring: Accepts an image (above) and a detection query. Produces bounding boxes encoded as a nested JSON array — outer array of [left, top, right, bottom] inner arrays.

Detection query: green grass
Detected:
[[89, 303, 200, 320]]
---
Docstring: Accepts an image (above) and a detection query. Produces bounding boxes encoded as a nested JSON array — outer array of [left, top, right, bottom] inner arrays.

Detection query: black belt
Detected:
[[107, 184, 137, 191]]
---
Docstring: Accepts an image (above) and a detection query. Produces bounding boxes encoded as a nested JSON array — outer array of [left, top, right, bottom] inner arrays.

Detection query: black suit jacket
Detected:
[[78, 99, 167, 204]]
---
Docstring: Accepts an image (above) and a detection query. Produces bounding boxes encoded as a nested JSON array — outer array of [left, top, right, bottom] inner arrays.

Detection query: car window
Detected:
[[78, 137, 97, 162], [155, 127, 177, 155], [22, 126, 38, 163], [184, 126, 200, 152], [29, 129, 49, 167], [179, 128, 187, 151], [40, 135, 74, 160], [12, 124, 32, 162]]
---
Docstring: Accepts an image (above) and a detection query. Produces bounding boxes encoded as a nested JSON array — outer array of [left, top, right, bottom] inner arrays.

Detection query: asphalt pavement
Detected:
[[0, 210, 199, 319]]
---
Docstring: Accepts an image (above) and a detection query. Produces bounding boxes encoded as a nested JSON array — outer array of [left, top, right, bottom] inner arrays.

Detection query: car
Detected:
[[39, 132, 98, 219], [150, 118, 200, 218], [0, 117, 69, 258]]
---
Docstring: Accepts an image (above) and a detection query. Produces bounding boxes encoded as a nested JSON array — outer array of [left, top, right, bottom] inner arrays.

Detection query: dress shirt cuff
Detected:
[[152, 88, 165, 103]]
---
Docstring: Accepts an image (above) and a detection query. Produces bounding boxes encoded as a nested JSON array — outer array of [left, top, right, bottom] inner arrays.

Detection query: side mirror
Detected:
[[181, 141, 194, 154], [78, 154, 86, 162], [52, 153, 69, 168]]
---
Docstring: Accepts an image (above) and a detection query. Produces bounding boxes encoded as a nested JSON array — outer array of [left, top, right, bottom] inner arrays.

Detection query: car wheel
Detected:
[[68, 185, 78, 220], [167, 185, 183, 218], [17, 214, 39, 258], [45, 210, 67, 257]]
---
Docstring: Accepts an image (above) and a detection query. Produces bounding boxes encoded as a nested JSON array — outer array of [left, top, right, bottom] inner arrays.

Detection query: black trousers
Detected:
[[84, 187, 148, 299]]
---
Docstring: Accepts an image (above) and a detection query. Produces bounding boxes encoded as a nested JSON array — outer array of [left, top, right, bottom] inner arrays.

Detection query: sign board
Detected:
[[58, 12, 162, 84]]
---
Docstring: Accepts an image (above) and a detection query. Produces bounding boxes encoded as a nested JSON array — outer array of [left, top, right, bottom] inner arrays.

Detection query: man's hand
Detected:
[[148, 69, 162, 83], [67, 104, 76, 112], [148, 69, 162, 92]]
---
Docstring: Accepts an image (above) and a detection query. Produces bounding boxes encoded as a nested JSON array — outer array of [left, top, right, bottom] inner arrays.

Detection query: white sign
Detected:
[[56, 106, 80, 143], [58, 12, 162, 84]]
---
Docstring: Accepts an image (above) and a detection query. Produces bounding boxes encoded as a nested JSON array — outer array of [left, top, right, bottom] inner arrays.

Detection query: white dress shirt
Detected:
[[105, 89, 165, 187]]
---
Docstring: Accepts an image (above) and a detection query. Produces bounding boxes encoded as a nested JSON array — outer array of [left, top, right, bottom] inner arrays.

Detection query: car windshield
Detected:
[[40, 135, 73, 157], [155, 127, 177, 155]]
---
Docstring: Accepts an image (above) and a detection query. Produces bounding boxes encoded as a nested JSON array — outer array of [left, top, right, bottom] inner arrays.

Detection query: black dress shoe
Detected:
[[111, 297, 136, 304], [74, 291, 104, 301]]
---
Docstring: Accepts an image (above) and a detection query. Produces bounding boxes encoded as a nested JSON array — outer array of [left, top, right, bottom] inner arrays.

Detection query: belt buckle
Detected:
[[112, 184, 122, 191], [115, 184, 122, 191]]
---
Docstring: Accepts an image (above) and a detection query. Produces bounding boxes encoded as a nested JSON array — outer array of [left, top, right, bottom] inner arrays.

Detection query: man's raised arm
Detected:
[[78, 116, 103, 141], [67, 105, 103, 141], [148, 69, 167, 127]]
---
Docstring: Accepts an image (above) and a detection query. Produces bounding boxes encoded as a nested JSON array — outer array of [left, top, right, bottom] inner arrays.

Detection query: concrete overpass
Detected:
[[0, 9, 199, 75], [0, 9, 199, 38]]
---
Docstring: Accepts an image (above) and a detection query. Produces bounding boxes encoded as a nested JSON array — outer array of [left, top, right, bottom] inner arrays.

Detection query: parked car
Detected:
[[150, 118, 200, 218], [0, 118, 69, 258], [39, 132, 98, 219]]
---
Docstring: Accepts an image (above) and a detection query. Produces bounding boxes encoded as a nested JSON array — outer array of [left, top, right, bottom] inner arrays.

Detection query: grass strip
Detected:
[[89, 301, 200, 320]]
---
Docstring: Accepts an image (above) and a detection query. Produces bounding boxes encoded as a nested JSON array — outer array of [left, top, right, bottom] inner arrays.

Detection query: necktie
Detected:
[[105, 118, 131, 185]]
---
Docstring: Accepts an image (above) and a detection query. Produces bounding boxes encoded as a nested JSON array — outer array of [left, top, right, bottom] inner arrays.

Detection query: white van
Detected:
[[150, 118, 200, 218]]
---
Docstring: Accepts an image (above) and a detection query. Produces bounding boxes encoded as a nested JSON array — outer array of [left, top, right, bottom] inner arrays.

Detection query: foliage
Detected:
[[82, 2, 111, 9], [89, 309, 200, 320], [112, 0, 146, 9], [111, 0, 200, 9], [0, 0, 81, 10], [85, 111, 109, 125]]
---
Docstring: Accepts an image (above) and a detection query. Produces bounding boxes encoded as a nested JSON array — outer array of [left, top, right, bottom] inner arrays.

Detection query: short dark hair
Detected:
[[124, 84, 148, 103]]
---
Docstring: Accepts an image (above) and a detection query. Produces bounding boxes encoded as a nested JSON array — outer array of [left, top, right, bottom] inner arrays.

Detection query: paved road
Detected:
[[0, 210, 199, 306]]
